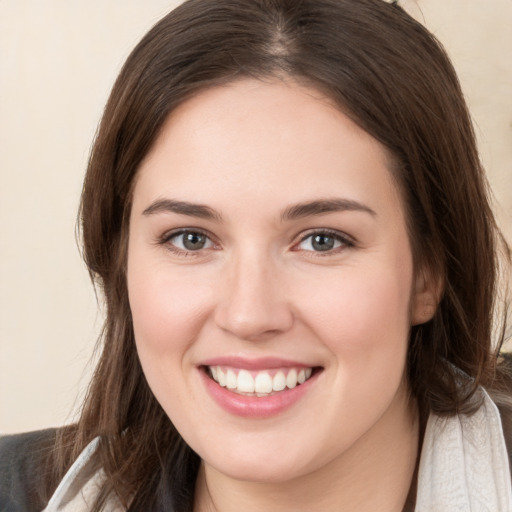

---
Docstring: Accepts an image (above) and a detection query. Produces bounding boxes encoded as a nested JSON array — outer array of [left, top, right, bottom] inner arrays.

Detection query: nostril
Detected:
[[214, 304, 294, 341]]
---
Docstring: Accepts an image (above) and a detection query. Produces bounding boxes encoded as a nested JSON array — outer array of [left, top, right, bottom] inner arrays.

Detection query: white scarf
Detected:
[[42, 437, 123, 512], [415, 388, 512, 511], [43, 389, 512, 512]]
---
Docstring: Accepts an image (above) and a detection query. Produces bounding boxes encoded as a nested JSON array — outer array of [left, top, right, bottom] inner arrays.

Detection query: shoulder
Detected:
[[490, 353, 512, 473], [0, 428, 57, 512]]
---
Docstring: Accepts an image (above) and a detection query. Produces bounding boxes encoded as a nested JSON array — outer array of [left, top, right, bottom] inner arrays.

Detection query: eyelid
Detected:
[[157, 227, 219, 255], [291, 228, 355, 253], [155, 227, 354, 256]]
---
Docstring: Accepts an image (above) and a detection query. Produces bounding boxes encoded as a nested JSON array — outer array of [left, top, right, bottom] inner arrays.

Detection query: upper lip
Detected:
[[200, 356, 317, 370]]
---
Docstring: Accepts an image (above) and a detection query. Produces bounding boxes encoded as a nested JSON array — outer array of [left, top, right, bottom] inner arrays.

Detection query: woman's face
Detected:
[[127, 79, 431, 483]]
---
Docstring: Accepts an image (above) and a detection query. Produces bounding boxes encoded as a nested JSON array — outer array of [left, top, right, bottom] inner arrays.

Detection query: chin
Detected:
[[202, 445, 321, 484]]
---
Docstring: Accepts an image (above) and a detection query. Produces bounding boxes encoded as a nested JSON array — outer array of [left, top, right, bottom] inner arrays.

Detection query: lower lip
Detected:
[[200, 369, 318, 418]]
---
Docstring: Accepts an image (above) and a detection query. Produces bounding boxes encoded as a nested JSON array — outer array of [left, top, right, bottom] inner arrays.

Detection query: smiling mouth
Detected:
[[204, 366, 319, 397]]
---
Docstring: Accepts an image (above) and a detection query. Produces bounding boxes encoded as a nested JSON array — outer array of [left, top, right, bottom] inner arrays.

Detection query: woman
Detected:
[[1, 0, 511, 510]]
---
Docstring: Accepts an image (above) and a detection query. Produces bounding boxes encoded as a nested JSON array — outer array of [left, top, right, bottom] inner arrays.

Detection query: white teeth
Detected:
[[255, 372, 273, 394], [273, 371, 286, 391], [226, 369, 237, 389], [237, 370, 255, 393], [286, 368, 298, 389], [209, 365, 314, 395], [217, 367, 227, 387]]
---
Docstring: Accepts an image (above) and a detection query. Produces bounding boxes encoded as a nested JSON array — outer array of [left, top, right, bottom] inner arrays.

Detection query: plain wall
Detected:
[[1, 0, 511, 433]]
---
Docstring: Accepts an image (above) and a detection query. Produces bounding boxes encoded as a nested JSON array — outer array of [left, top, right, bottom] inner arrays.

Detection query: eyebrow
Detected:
[[281, 198, 376, 221], [142, 197, 376, 222], [142, 199, 222, 221]]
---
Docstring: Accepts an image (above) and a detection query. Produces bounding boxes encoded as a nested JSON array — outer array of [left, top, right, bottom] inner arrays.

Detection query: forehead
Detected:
[[133, 78, 403, 221]]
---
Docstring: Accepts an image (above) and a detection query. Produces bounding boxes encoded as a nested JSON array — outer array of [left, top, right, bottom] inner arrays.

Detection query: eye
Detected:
[[295, 230, 352, 253], [166, 230, 214, 252]]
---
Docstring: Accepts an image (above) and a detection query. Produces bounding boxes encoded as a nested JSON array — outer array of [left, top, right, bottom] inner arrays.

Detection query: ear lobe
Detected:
[[411, 268, 443, 326]]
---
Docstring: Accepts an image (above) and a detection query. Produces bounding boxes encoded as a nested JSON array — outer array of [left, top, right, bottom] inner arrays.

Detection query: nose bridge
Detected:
[[214, 245, 292, 340]]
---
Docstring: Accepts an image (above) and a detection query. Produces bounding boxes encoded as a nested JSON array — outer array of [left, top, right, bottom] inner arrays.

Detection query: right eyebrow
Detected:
[[142, 199, 222, 221], [281, 198, 376, 221]]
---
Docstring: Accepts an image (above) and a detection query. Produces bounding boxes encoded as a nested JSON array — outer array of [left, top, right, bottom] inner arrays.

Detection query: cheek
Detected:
[[303, 274, 411, 343], [128, 258, 212, 354], [292, 252, 414, 373], [127, 255, 219, 431], [295, 260, 414, 431], [126, 246, 218, 415]]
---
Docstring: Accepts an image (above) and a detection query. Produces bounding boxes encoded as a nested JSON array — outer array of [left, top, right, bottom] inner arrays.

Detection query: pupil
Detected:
[[183, 233, 205, 250], [312, 234, 334, 251]]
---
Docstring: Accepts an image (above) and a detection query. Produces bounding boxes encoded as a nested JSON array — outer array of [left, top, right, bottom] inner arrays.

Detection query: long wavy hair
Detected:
[[46, 0, 510, 510]]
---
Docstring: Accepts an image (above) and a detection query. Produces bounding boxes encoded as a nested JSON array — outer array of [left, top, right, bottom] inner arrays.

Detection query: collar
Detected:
[[43, 437, 122, 512], [416, 387, 512, 510], [44, 387, 512, 511]]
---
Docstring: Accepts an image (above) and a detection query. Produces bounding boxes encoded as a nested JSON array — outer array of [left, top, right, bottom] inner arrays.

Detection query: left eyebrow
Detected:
[[142, 199, 222, 221], [281, 198, 376, 221]]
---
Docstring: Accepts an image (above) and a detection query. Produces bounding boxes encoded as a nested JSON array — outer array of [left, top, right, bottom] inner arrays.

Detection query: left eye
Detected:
[[297, 232, 347, 252], [168, 231, 214, 251]]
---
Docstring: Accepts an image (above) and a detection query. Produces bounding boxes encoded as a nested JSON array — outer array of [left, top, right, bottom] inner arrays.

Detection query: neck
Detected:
[[194, 388, 420, 512]]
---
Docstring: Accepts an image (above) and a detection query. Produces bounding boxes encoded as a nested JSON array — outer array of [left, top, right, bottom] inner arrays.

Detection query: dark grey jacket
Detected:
[[0, 429, 57, 512]]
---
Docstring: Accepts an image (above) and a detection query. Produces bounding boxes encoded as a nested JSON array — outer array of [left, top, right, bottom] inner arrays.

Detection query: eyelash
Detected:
[[157, 228, 355, 256], [293, 229, 355, 256], [158, 229, 218, 257]]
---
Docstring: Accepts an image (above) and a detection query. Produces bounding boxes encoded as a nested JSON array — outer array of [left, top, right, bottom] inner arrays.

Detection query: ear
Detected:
[[411, 267, 443, 326]]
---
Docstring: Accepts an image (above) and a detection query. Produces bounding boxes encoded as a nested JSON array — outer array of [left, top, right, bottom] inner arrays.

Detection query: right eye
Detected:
[[297, 232, 345, 252], [165, 230, 215, 252]]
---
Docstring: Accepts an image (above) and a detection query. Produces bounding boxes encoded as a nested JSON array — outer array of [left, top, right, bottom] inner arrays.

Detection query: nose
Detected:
[[213, 250, 294, 341]]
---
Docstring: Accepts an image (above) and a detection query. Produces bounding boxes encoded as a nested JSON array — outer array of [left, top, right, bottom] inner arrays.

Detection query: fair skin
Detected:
[[127, 79, 436, 511]]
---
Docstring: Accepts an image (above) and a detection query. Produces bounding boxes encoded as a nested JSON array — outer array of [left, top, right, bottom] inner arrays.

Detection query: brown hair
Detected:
[[46, 0, 510, 510]]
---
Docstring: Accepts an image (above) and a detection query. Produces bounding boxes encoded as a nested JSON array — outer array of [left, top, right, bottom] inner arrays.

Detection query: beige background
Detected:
[[1, 1, 511, 434]]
